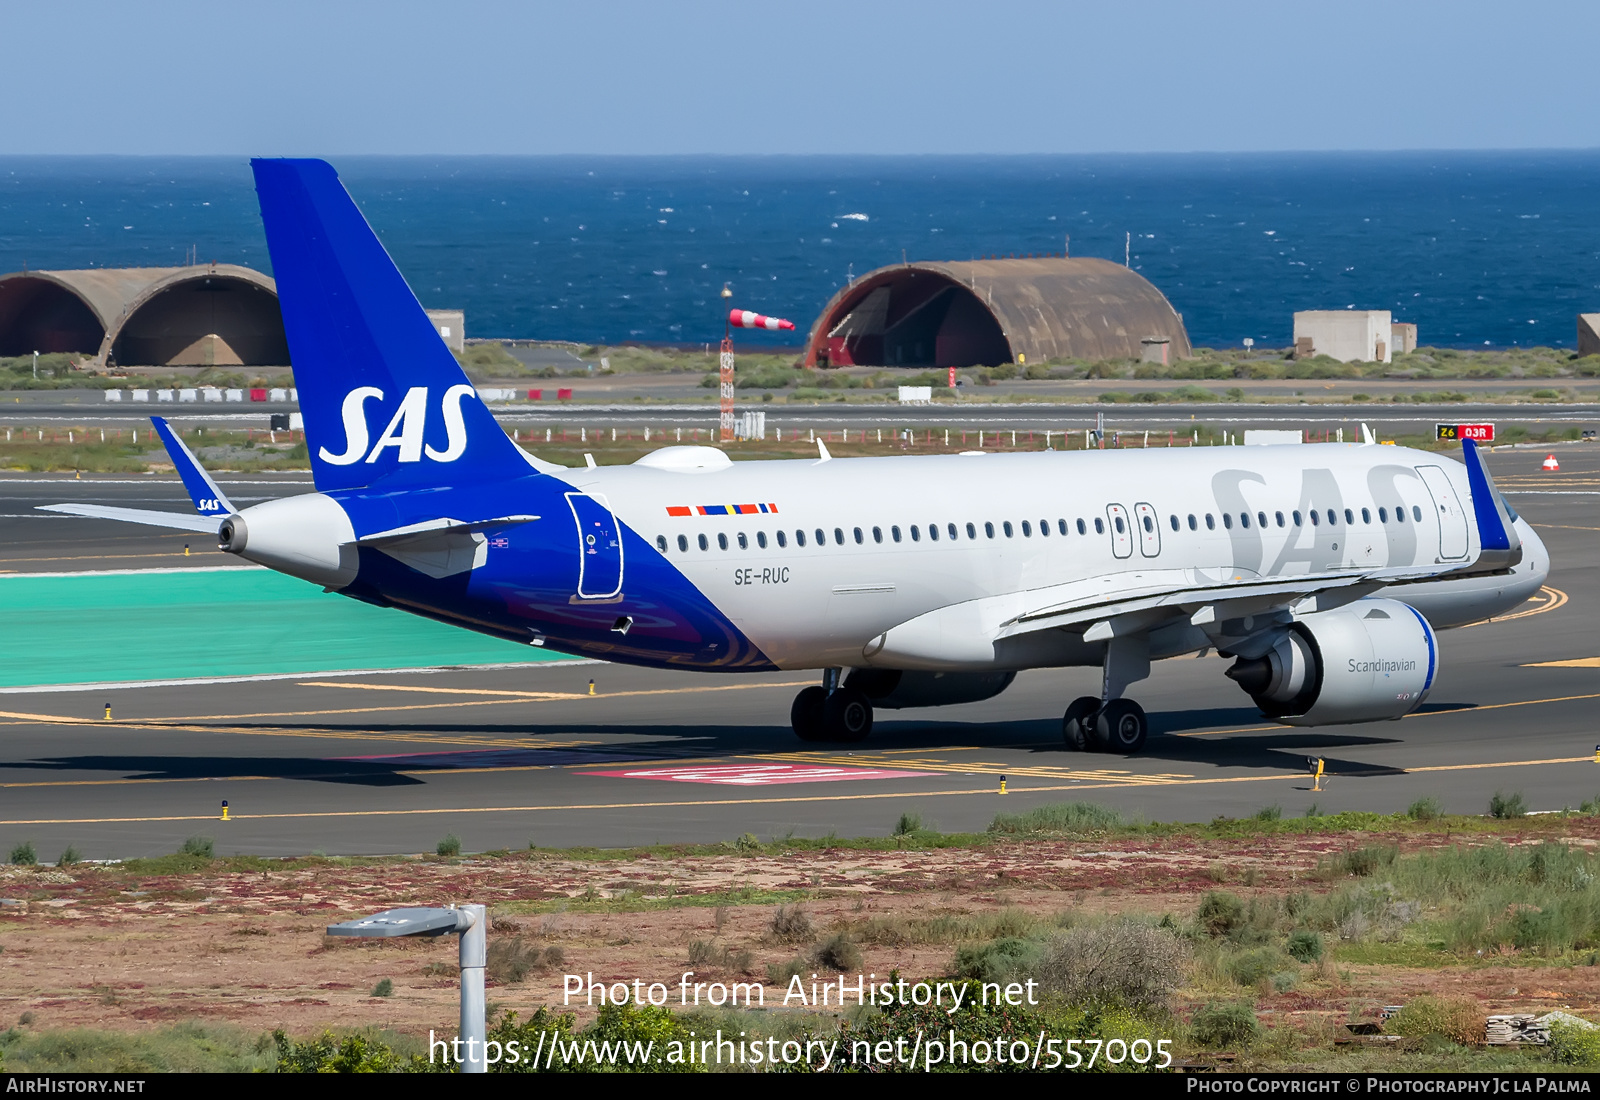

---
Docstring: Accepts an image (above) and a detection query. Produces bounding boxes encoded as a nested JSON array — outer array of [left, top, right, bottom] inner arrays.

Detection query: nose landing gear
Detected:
[[791, 668, 873, 743]]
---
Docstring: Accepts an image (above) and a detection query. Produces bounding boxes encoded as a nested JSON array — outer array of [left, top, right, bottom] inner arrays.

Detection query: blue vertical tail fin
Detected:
[[251, 158, 536, 492]]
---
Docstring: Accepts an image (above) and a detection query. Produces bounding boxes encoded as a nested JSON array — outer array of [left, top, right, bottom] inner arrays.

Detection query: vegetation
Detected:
[[8, 841, 36, 866], [435, 834, 462, 857]]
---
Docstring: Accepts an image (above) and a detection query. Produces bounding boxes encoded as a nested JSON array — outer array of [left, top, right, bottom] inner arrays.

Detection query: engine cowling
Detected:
[[1225, 598, 1437, 726], [844, 669, 1016, 710]]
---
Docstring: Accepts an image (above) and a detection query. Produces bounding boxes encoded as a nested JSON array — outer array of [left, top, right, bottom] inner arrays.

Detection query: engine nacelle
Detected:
[[1226, 598, 1437, 726], [844, 669, 1016, 710]]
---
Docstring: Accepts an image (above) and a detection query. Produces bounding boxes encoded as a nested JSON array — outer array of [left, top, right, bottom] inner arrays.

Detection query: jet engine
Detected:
[[1225, 598, 1437, 726], [844, 669, 1016, 710]]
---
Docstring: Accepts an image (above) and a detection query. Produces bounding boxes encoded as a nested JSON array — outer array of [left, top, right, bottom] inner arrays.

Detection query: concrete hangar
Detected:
[[803, 255, 1192, 368], [0, 265, 289, 367]]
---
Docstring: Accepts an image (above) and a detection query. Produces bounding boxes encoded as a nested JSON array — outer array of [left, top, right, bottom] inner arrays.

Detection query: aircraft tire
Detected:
[[791, 687, 828, 741], [822, 688, 873, 743], [1061, 696, 1099, 751], [1091, 698, 1148, 755]]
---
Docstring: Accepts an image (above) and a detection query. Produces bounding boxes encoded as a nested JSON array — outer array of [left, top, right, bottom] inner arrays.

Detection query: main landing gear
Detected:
[[1062, 635, 1151, 754], [791, 668, 873, 743]]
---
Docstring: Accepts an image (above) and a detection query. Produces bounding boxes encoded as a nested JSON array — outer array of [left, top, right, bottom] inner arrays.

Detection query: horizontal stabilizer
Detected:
[[38, 503, 223, 534]]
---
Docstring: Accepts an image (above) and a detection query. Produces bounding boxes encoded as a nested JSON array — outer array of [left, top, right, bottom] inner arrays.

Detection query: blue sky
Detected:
[[6, 1, 1597, 155]]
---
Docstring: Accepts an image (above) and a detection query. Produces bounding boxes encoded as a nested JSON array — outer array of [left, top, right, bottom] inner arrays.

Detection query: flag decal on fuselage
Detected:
[[665, 503, 779, 517]]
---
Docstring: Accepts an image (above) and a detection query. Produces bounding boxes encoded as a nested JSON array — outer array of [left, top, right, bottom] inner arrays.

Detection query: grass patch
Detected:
[[0, 1021, 276, 1072], [1489, 791, 1527, 819], [989, 801, 1123, 835], [435, 834, 462, 857]]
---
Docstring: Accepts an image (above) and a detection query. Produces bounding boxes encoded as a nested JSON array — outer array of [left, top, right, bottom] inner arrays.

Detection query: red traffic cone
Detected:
[[1542, 454, 1560, 472]]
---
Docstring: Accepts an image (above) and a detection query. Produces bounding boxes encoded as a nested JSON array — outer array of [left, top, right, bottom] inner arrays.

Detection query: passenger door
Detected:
[[1414, 466, 1469, 561], [1105, 504, 1133, 559], [566, 492, 624, 598], [1134, 502, 1162, 558]]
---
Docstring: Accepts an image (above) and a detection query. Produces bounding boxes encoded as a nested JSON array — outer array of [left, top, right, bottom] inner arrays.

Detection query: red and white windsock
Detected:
[[729, 309, 795, 332]]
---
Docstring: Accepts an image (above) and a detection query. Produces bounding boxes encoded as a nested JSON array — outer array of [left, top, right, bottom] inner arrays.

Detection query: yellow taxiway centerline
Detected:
[[1, 753, 1595, 827]]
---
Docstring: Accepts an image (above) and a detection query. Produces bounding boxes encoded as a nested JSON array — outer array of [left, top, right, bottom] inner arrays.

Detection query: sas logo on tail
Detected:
[[319, 385, 475, 465]]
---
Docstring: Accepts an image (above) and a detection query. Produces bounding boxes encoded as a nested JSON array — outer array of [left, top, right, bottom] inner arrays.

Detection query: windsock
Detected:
[[729, 309, 795, 332]]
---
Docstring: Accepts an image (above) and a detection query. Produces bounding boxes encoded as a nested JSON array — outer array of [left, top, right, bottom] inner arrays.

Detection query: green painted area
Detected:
[[0, 569, 561, 687]]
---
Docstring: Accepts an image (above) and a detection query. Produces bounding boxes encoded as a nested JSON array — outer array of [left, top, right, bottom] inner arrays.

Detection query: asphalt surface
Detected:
[[5, 390, 1599, 438], [0, 447, 1594, 859]]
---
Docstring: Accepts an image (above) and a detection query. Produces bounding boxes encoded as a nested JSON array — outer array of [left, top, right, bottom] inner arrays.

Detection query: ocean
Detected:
[[1, 152, 1597, 351]]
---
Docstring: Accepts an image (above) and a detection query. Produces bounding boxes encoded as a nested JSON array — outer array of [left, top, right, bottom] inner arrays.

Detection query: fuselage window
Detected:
[[1258, 511, 1268, 528], [737, 532, 748, 549], [833, 527, 844, 545], [1040, 519, 1050, 537], [1239, 513, 1250, 530], [1378, 507, 1388, 523], [893, 525, 904, 543], [1292, 510, 1302, 526], [1076, 519, 1087, 535], [1274, 511, 1284, 528], [1309, 510, 1319, 526], [796, 530, 806, 547], [1021, 520, 1032, 537], [966, 522, 977, 539], [1114, 516, 1125, 534], [1094, 517, 1105, 535], [698, 533, 709, 551], [1343, 508, 1354, 525], [1057, 518, 1068, 535], [1361, 507, 1371, 524], [656, 535, 667, 552], [926, 524, 936, 542], [1169, 515, 1179, 532], [1187, 514, 1198, 530], [678, 534, 689, 552], [851, 527, 862, 545], [757, 531, 768, 549], [777, 530, 788, 547], [1223, 513, 1234, 530], [1205, 513, 1215, 530], [1003, 521, 1014, 538], [718, 533, 729, 550], [1326, 509, 1337, 525], [1142, 515, 1154, 533], [984, 522, 996, 538], [1412, 505, 1423, 522], [1395, 508, 1406, 525], [948, 523, 958, 540], [871, 526, 883, 544]]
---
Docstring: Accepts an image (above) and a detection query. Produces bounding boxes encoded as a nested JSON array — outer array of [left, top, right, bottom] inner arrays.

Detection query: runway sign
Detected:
[[582, 763, 926, 786], [1436, 422, 1494, 442]]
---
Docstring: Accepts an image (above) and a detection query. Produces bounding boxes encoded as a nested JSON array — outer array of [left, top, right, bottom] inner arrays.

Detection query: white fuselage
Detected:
[[563, 442, 1547, 672]]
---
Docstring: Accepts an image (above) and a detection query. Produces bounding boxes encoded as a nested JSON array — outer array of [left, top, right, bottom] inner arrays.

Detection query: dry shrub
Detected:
[[486, 936, 562, 984], [812, 933, 862, 972], [1387, 996, 1483, 1046], [1035, 919, 1188, 1011], [768, 904, 813, 944], [686, 940, 754, 973]]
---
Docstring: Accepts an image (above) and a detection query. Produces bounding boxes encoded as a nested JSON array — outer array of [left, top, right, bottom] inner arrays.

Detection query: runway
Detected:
[[0, 447, 1593, 858]]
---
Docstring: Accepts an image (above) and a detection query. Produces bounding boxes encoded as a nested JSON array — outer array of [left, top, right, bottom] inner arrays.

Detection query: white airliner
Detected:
[[44, 159, 1549, 754]]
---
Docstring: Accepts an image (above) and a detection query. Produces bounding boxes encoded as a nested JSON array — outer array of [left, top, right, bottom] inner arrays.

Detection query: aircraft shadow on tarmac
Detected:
[[5, 701, 1436, 788]]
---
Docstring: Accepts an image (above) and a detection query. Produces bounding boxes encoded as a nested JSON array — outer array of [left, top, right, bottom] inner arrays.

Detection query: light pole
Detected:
[[326, 904, 488, 1072]]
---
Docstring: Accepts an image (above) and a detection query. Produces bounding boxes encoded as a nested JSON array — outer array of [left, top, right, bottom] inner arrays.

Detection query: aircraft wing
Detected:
[[867, 561, 1455, 669], [37, 503, 224, 534]]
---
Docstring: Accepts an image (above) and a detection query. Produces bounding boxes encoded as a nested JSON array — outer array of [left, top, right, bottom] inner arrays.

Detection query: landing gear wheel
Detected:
[[822, 687, 873, 742], [791, 686, 827, 742], [1091, 698, 1148, 755], [1061, 696, 1100, 751]]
